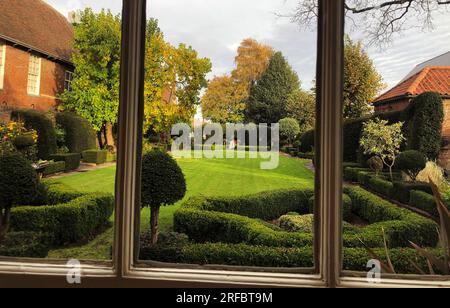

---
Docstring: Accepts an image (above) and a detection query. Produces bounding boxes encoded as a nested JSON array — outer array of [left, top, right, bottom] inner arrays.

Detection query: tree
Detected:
[[394, 150, 427, 181], [141, 150, 186, 244], [201, 75, 246, 123], [0, 154, 38, 241], [59, 8, 121, 149], [246, 52, 300, 124], [286, 88, 316, 134], [343, 36, 385, 119], [290, 0, 450, 46], [360, 119, 405, 181], [144, 19, 211, 137], [279, 118, 301, 146]]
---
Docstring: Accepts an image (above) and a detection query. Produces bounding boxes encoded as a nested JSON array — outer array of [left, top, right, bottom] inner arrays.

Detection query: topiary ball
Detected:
[[141, 150, 186, 208], [394, 150, 427, 181], [0, 154, 39, 207], [367, 156, 383, 173]]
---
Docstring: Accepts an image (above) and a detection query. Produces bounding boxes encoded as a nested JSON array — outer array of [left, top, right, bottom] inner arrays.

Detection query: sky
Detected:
[[47, 0, 450, 93]]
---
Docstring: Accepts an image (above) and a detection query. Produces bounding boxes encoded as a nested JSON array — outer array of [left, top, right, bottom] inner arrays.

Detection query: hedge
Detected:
[[11, 109, 57, 159], [308, 194, 352, 222], [82, 150, 108, 164], [391, 181, 432, 204], [43, 161, 66, 176], [344, 167, 371, 182], [0, 231, 51, 258], [141, 242, 443, 274], [343, 186, 438, 248], [50, 153, 81, 172], [10, 189, 114, 245], [364, 176, 394, 197], [297, 152, 314, 160], [55, 112, 96, 153], [279, 214, 314, 233]]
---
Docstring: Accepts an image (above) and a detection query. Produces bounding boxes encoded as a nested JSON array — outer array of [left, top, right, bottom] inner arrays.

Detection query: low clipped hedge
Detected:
[[42, 161, 66, 176], [297, 152, 314, 160], [141, 242, 443, 274], [364, 176, 394, 197], [50, 153, 81, 172], [343, 186, 438, 248], [409, 190, 437, 216], [308, 194, 352, 221], [10, 185, 114, 245], [391, 181, 432, 204], [279, 214, 314, 233], [344, 167, 371, 182], [82, 150, 108, 164], [0, 231, 51, 258]]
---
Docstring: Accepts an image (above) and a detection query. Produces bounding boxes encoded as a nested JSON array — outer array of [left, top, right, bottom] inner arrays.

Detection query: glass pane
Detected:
[[0, 0, 122, 262], [135, 0, 318, 271], [341, 0, 450, 280]]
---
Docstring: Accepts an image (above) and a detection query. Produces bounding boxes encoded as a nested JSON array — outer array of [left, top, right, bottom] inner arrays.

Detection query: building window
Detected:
[[0, 43, 5, 90], [27, 54, 41, 95], [64, 71, 74, 91]]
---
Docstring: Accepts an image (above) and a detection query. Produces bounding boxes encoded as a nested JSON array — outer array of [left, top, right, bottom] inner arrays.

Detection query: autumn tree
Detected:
[[144, 19, 211, 138], [286, 88, 315, 134], [59, 8, 121, 148], [343, 36, 385, 119], [246, 52, 300, 124], [290, 0, 450, 46]]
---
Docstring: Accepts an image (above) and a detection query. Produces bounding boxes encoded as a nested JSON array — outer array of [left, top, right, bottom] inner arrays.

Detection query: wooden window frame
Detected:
[[0, 0, 449, 288]]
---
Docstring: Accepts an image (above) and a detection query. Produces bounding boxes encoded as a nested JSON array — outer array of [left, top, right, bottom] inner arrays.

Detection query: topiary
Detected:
[[56, 112, 97, 153], [394, 150, 427, 181], [279, 117, 301, 146], [367, 156, 383, 176], [0, 154, 38, 241], [141, 150, 186, 244]]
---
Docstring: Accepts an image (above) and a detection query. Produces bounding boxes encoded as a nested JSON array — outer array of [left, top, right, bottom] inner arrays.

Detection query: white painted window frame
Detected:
[[0, 43, 5, 90], [27, 54, 41, 96]]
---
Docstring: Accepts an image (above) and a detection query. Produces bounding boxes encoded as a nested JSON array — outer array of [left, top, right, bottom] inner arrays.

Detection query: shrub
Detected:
[[367, 156, 383, 175], [343, 167, 370, 182], [10, 191, 114, 245], [365, 176, 394, 197], [11, 110, 57, 159], [13, 133, 36, 149], [416, 161, 447, 188], [298, 130, 314, 153], [308, 194, 352, 221], [406, 92, 444, 160], [394, 150, 427, 181], [139, 232, 190, 263], [56, 112, 97, 153], [279, 214, 314, 233], [82, 150, 108, 164], [279, 118, 300, 145], [43, 161, 66, 176], [141, 150, 186, 244], [50, 153, 81, 171], [297, 152, 314, 160], [409, 190, 441, 217], [0, 154, 39, 239], [392, 181, 432, 204], [0, 231, 51, 258]]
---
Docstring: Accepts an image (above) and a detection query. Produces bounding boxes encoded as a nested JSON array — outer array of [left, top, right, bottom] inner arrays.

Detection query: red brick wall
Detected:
[[0, 44, 70, 118], [374, 99, 411, 113]]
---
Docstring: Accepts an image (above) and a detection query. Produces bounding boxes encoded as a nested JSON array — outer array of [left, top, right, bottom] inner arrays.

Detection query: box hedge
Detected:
[[50, 153, 81, 172], [10, 186, 114, 245], [42, 161, 66, 176], [0, 231, 52, 258], [55, 112, 97, 153], [82, 150, 108, 164], [11, 109, 57, 159], [392, 181, 432, 204]]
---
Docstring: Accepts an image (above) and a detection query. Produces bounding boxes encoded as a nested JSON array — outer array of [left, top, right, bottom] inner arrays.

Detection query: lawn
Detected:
[[47, 153, 314, 260]]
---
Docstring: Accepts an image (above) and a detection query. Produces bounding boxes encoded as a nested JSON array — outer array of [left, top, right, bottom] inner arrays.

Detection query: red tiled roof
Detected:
[[373, 66, 450, 104], [0, 0, 74, 63]]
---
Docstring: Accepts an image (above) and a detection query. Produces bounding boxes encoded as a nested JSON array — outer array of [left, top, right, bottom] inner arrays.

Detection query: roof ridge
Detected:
[[414, 51, 450, 67], [407, 67, 431, 94]]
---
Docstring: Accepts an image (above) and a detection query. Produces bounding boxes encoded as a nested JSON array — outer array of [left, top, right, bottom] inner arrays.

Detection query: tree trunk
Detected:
[[97, 131, 104, 149], [150, 206, 160, 245], [0, 207, 11, 243], [103, 124, 109, 148]]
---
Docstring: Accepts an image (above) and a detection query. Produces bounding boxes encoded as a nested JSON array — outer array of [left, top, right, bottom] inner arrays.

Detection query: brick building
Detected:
[[0, 0, 74, 122], [372, 61, 450, 168]]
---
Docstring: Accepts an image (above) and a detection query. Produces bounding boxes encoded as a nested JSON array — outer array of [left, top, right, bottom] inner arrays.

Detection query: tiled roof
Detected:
[[0, 0, 74, 63], [373, 66, 450, 104]]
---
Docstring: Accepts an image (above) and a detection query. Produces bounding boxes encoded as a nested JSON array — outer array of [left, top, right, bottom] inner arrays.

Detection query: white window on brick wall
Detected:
[[0, 43, 5, 90], [27, 54, 41, 95], [64, 70, 73, 91]]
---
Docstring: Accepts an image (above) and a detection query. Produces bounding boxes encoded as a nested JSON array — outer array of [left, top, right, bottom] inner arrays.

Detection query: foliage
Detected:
[[367, 156, 383, 176], [394, 150, 427, 181], [59, 8, 121, 148], [416, 161, 448, 190], [360, 118, 405, 181], [279, 117, 301, 145], [144, 18, 211, 136], [82, 150, 108, 164], [42, 161, 66, 177], [343, 36, 385, 119], [279, 214, 314, 233], [246, 52, 300, 124], [405, 92, 444, 160], [10, 110, 56, 160], [56, 112, 97, 153], [141, 150, 186, 243], [0, 154, 39, 240], [50, 153, 81, 172], [392, 181, 432, 204], [286, 88, 316, 134], [0, 231, 51, 258]]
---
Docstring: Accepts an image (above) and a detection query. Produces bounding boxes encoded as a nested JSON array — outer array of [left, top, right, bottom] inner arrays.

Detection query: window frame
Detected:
[[27, 54, 41, 96], [0, 0, 449, 288], [64, 70, 74, 91], [0, 42, 5, 90]]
